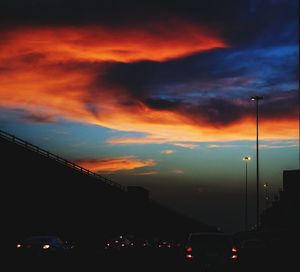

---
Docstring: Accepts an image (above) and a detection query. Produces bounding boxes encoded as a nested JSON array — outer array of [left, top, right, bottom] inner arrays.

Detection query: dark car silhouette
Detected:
[[184, 232, 238, 270], [16, 235, 72, 257]]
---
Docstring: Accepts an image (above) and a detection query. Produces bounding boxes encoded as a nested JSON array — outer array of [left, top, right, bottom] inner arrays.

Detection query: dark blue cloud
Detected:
[[141, 89, 298, 126], [103, 42, 298, 99]]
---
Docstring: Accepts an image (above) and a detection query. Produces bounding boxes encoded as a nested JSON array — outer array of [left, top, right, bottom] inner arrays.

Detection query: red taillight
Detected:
[[231, 247, 238, 260], [185, 246, 193, 259], [42, 244, 50, 249], [186, 246, 193, 252], [186, 254, 193, 259]]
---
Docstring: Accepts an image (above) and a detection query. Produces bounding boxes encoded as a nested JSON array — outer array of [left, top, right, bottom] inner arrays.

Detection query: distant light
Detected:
[[16, 244, 21, 248], [243, 156, 251, 161], [186, 254, 193, 259], [232, 247, 237, 253], [251, 96, 263, 101], [231, 254, 238, 260], [107, 243, 110, 246], [43, 244, 50, 249], [121, 244, 125, 247]]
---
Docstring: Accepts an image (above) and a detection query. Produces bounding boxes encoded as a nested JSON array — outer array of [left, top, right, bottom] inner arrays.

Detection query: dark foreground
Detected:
[[5, 245, 297, 272]]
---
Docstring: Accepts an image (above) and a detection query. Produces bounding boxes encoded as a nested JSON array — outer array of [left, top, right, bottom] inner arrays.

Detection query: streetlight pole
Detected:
[[243, 156, 251, 231], [251, 96, 263, 231]]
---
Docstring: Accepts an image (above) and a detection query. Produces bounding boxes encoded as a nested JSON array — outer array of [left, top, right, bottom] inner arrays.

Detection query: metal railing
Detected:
[[0, 129, 127, 191]]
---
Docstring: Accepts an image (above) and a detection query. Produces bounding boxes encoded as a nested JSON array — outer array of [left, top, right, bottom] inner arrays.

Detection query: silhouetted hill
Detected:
[[1, 129, 216, 247]]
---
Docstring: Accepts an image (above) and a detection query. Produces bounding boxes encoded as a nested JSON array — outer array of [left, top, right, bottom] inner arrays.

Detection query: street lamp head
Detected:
[[243, 156, 251, 161], [251, 96, 263, 101]]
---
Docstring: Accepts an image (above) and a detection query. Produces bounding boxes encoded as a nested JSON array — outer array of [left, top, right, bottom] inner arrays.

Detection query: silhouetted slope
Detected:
[[1, 129, 216, 247]]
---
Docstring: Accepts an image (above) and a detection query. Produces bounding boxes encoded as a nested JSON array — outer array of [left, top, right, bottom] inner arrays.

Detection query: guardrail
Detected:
[[0, 129, 127, 191]]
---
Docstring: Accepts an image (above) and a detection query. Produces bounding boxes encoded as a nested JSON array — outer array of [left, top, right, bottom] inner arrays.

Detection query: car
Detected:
[[16, 235, 72, 258], [104, 235, 132, 251], [184, 232, 238, 270], [157, 240, 172, 249]]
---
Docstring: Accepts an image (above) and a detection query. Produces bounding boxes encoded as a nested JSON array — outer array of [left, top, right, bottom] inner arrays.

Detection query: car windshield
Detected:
[[190, 234, 231, 248], [24, 236, 60, 244]]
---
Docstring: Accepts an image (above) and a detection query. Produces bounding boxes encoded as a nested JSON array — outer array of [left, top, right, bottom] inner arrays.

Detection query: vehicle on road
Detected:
[[16, 235, 73, 258], [184, 232, 238, 270]]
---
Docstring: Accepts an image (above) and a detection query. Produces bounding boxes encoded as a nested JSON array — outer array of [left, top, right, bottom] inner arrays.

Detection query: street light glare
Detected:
[[243, 156, 251, 161], [251, 96, 263, 101]]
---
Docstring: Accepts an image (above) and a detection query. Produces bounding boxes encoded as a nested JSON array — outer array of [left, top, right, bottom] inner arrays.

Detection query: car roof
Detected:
[[24, 235, 61, 242], [189, 232, 229, 236], [187, 232, 232, 242]]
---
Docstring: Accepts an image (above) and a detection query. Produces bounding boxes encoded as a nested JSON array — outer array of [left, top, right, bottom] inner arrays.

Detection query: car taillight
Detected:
[[16, 244, 21, 248], [185, 246, 193, 259], [231, 247, 238, 259], [231, 254, 238, 260], [186, 254, 193, 259], [42, 244, 50, 249], [186, 246, 193, 252]]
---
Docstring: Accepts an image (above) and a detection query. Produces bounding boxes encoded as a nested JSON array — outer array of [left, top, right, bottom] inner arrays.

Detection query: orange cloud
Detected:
[[259, 140, 298, 149], [0, 21, 226, 64], [161, 149, 176, 155], [0, 22, 298, 145], [207, 144, 235, 148], [0, 20, 227, 129], [104, 115, 298, 144], [173, 143, 199, 149], [76, 156, 156, 173], [133, 171, 159, 176]]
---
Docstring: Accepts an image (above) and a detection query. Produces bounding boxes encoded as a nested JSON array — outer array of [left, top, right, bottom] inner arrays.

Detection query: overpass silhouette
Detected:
[[0, 129, 217, 247], [0, 129, 126, 191]]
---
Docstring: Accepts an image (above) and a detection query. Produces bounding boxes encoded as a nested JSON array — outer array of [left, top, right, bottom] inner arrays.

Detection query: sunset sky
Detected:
[[0, 0, 299, 233]]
